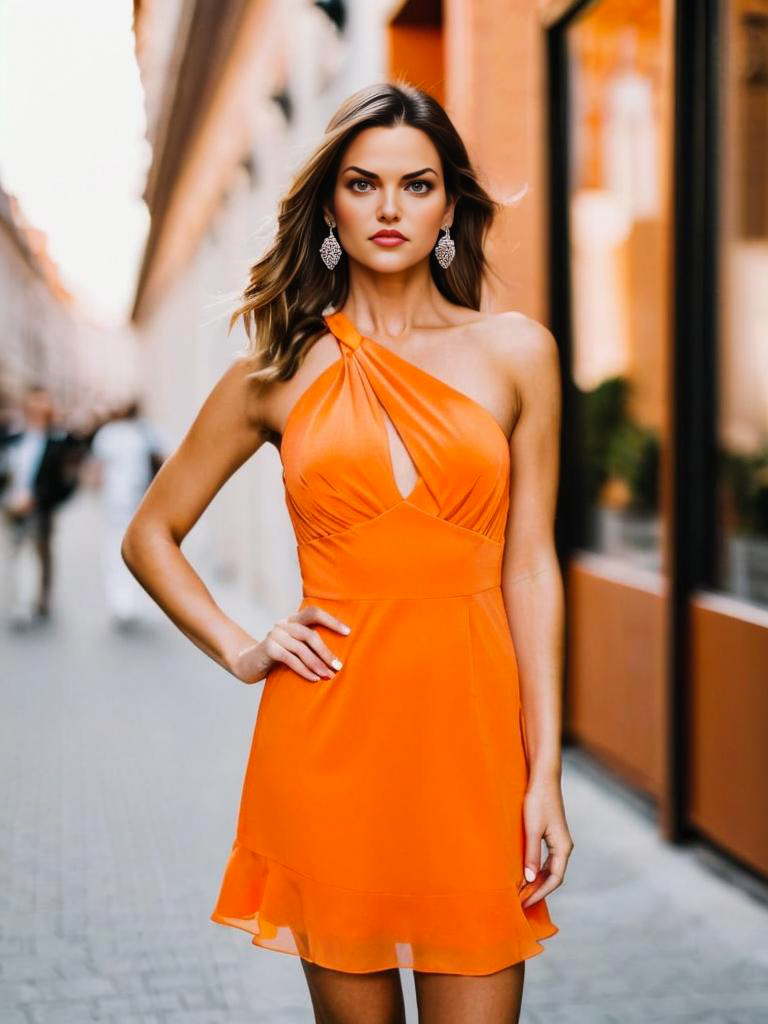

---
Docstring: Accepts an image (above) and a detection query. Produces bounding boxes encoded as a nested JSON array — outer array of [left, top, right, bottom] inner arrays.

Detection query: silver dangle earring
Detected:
[[319, 220, 342, 269], [434, 224, 455, 268]]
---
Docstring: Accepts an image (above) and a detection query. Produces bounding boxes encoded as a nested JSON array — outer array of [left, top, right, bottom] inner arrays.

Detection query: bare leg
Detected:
[[300, 958, 407, 1024], [413, 961, 525, 1024]]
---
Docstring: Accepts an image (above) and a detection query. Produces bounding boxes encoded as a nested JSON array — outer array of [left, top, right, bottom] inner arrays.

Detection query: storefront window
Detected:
[[718, 1, 768, 607], [566, 3, 671, 571]]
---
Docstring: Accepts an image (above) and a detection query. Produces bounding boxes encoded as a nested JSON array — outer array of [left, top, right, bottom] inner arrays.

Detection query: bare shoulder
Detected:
[[173, 351, 274, 460], [477, 310, 559, 377], [472, 312, 560, 433], [218, 351, 276, 433]]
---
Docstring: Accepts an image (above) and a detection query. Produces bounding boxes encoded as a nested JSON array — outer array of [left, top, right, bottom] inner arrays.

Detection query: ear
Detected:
[[442, 196, 457, 230]]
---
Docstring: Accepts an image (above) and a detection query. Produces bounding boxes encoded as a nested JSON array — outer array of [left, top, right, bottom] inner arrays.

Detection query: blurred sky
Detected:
[[0, 0, 150, 327]]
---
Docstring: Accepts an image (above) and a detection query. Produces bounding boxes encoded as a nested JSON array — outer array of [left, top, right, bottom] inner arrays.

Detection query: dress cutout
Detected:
[[210, 309, 559, 974]]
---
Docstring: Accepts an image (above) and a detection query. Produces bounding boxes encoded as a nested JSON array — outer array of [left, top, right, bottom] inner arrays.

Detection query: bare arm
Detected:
[[499, 315, 572, 908], [500, 318, 564, 784], [121, 355, 351, 687], [121, 357, 269, 676]]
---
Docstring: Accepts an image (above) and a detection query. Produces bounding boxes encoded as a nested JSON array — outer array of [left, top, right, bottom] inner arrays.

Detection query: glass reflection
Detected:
[[567, 3, 668, 571], [718, 2, 768, 607]]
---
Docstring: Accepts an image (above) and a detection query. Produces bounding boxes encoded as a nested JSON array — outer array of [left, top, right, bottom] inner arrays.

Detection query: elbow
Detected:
[[120, 524, 140, 572], [121, 514, 176, 575], [121, 511, 152, 572]]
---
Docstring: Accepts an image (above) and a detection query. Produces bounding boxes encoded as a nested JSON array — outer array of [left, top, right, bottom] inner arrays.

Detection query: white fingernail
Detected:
[[524, 866, 536, 882], [331, 658, 343, 670]]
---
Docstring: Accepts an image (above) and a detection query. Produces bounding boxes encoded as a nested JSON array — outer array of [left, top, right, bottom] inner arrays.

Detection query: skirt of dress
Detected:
[[210, 589, 560, 975]]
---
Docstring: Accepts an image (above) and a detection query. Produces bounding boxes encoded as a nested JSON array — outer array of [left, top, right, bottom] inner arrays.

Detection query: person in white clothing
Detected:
[[89, 400, 167, 629]]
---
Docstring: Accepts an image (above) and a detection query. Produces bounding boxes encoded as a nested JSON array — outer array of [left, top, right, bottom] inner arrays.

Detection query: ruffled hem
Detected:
[[210, 839, 559, 975]]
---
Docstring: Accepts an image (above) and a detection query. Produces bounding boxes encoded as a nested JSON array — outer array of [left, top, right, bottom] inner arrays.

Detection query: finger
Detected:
[[521, 852, 567, 907], [297, 604, 351, 635], [523, 833, 542, 884], [519, 859, 551, 907], [274, 629, 333, 680], [278, 647, 324, 682], [521, 873, 562, 908], [287, 622, 343, 674], [265, 635, 323, 682]]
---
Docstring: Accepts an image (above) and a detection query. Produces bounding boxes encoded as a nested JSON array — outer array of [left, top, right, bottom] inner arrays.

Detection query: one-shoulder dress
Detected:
[[210, 309, 559, 974]]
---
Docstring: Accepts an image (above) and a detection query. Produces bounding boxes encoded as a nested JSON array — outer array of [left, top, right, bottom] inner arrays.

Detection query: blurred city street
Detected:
[[2, 487, 767, 1024], [2, 0, 768, 1021]]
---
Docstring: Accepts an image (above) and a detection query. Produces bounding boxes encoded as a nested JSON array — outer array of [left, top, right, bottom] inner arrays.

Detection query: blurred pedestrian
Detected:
[[89, 399, 167, 630], [0, 384, 86, 629]]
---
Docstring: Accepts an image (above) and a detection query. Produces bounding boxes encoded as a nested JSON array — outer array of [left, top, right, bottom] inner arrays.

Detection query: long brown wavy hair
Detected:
[[230, 81, 503, 384]]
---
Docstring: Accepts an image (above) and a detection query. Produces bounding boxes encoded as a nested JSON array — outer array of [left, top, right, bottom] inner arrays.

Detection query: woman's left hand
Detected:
[[518, 776, 574, 908]]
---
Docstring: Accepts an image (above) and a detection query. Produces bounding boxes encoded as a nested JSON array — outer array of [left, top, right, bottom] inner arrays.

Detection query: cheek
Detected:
[[335, 189, 367, 226], [411, 191, 445, 224], [410, 207, 445, 244]]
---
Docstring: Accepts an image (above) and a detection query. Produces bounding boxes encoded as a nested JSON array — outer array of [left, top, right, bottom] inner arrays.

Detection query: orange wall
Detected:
[[443, 0, 548, 321], [689, 597, 768, 875], [387, 2, 547, 321], [389, 25, 445, 107], [567, 558, 667, 796]]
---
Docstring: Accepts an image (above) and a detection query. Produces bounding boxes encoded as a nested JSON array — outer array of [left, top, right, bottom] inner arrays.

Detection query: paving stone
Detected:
[[0, 1011, 32, 1024], [109, 1016, 163, 1024], [26, 1000, 97, 1024]]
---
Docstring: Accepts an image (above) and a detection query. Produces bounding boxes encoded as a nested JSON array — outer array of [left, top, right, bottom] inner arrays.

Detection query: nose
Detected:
[[377, 185, 401, 222]]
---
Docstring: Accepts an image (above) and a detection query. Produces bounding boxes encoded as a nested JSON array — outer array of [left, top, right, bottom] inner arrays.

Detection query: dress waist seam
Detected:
[[301, 583, 502, 601]]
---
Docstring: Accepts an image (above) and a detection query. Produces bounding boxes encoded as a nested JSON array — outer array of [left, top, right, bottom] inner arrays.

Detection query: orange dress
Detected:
[[210, 309, 559, 974]]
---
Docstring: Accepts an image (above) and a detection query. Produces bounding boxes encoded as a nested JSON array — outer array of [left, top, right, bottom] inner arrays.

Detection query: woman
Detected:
[[122, 82, 573, 1024]]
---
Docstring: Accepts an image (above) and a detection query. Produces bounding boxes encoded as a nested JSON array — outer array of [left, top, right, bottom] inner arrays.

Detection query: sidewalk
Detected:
[[1, 489, 766, 1023]]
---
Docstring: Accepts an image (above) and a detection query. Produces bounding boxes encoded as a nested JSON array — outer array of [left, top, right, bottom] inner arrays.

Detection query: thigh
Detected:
[[413, 961, 525, 1024], [300, 958, 407, 1024]]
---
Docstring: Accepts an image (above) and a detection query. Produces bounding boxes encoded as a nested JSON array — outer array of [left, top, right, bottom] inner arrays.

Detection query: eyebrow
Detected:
[[342, 165, 437, 180]]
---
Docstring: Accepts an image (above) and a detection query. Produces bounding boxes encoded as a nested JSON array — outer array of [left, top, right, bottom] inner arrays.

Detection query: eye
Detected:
[[346, 178, 434, 193]]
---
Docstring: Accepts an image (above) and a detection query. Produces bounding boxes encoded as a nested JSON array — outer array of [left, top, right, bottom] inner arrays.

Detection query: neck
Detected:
[[342, 262, 455, 341]]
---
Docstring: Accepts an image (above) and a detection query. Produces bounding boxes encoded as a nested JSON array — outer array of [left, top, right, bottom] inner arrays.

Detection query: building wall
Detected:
[[389, 24, 445, 105], [133, 0, 400, 618], [0, 221, 105, 427], [444, 0, 548, 321]]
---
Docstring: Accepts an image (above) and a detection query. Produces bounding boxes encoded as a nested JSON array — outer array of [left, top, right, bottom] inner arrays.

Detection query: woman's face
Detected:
[[327, 124, 455, 272]]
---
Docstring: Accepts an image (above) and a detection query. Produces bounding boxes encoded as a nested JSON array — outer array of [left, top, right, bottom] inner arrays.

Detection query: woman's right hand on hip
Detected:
[[229, 604, 351, 685]]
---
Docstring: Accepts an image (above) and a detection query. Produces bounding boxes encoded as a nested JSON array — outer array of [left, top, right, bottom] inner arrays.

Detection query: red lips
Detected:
[[371, 229, 407, 240]]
